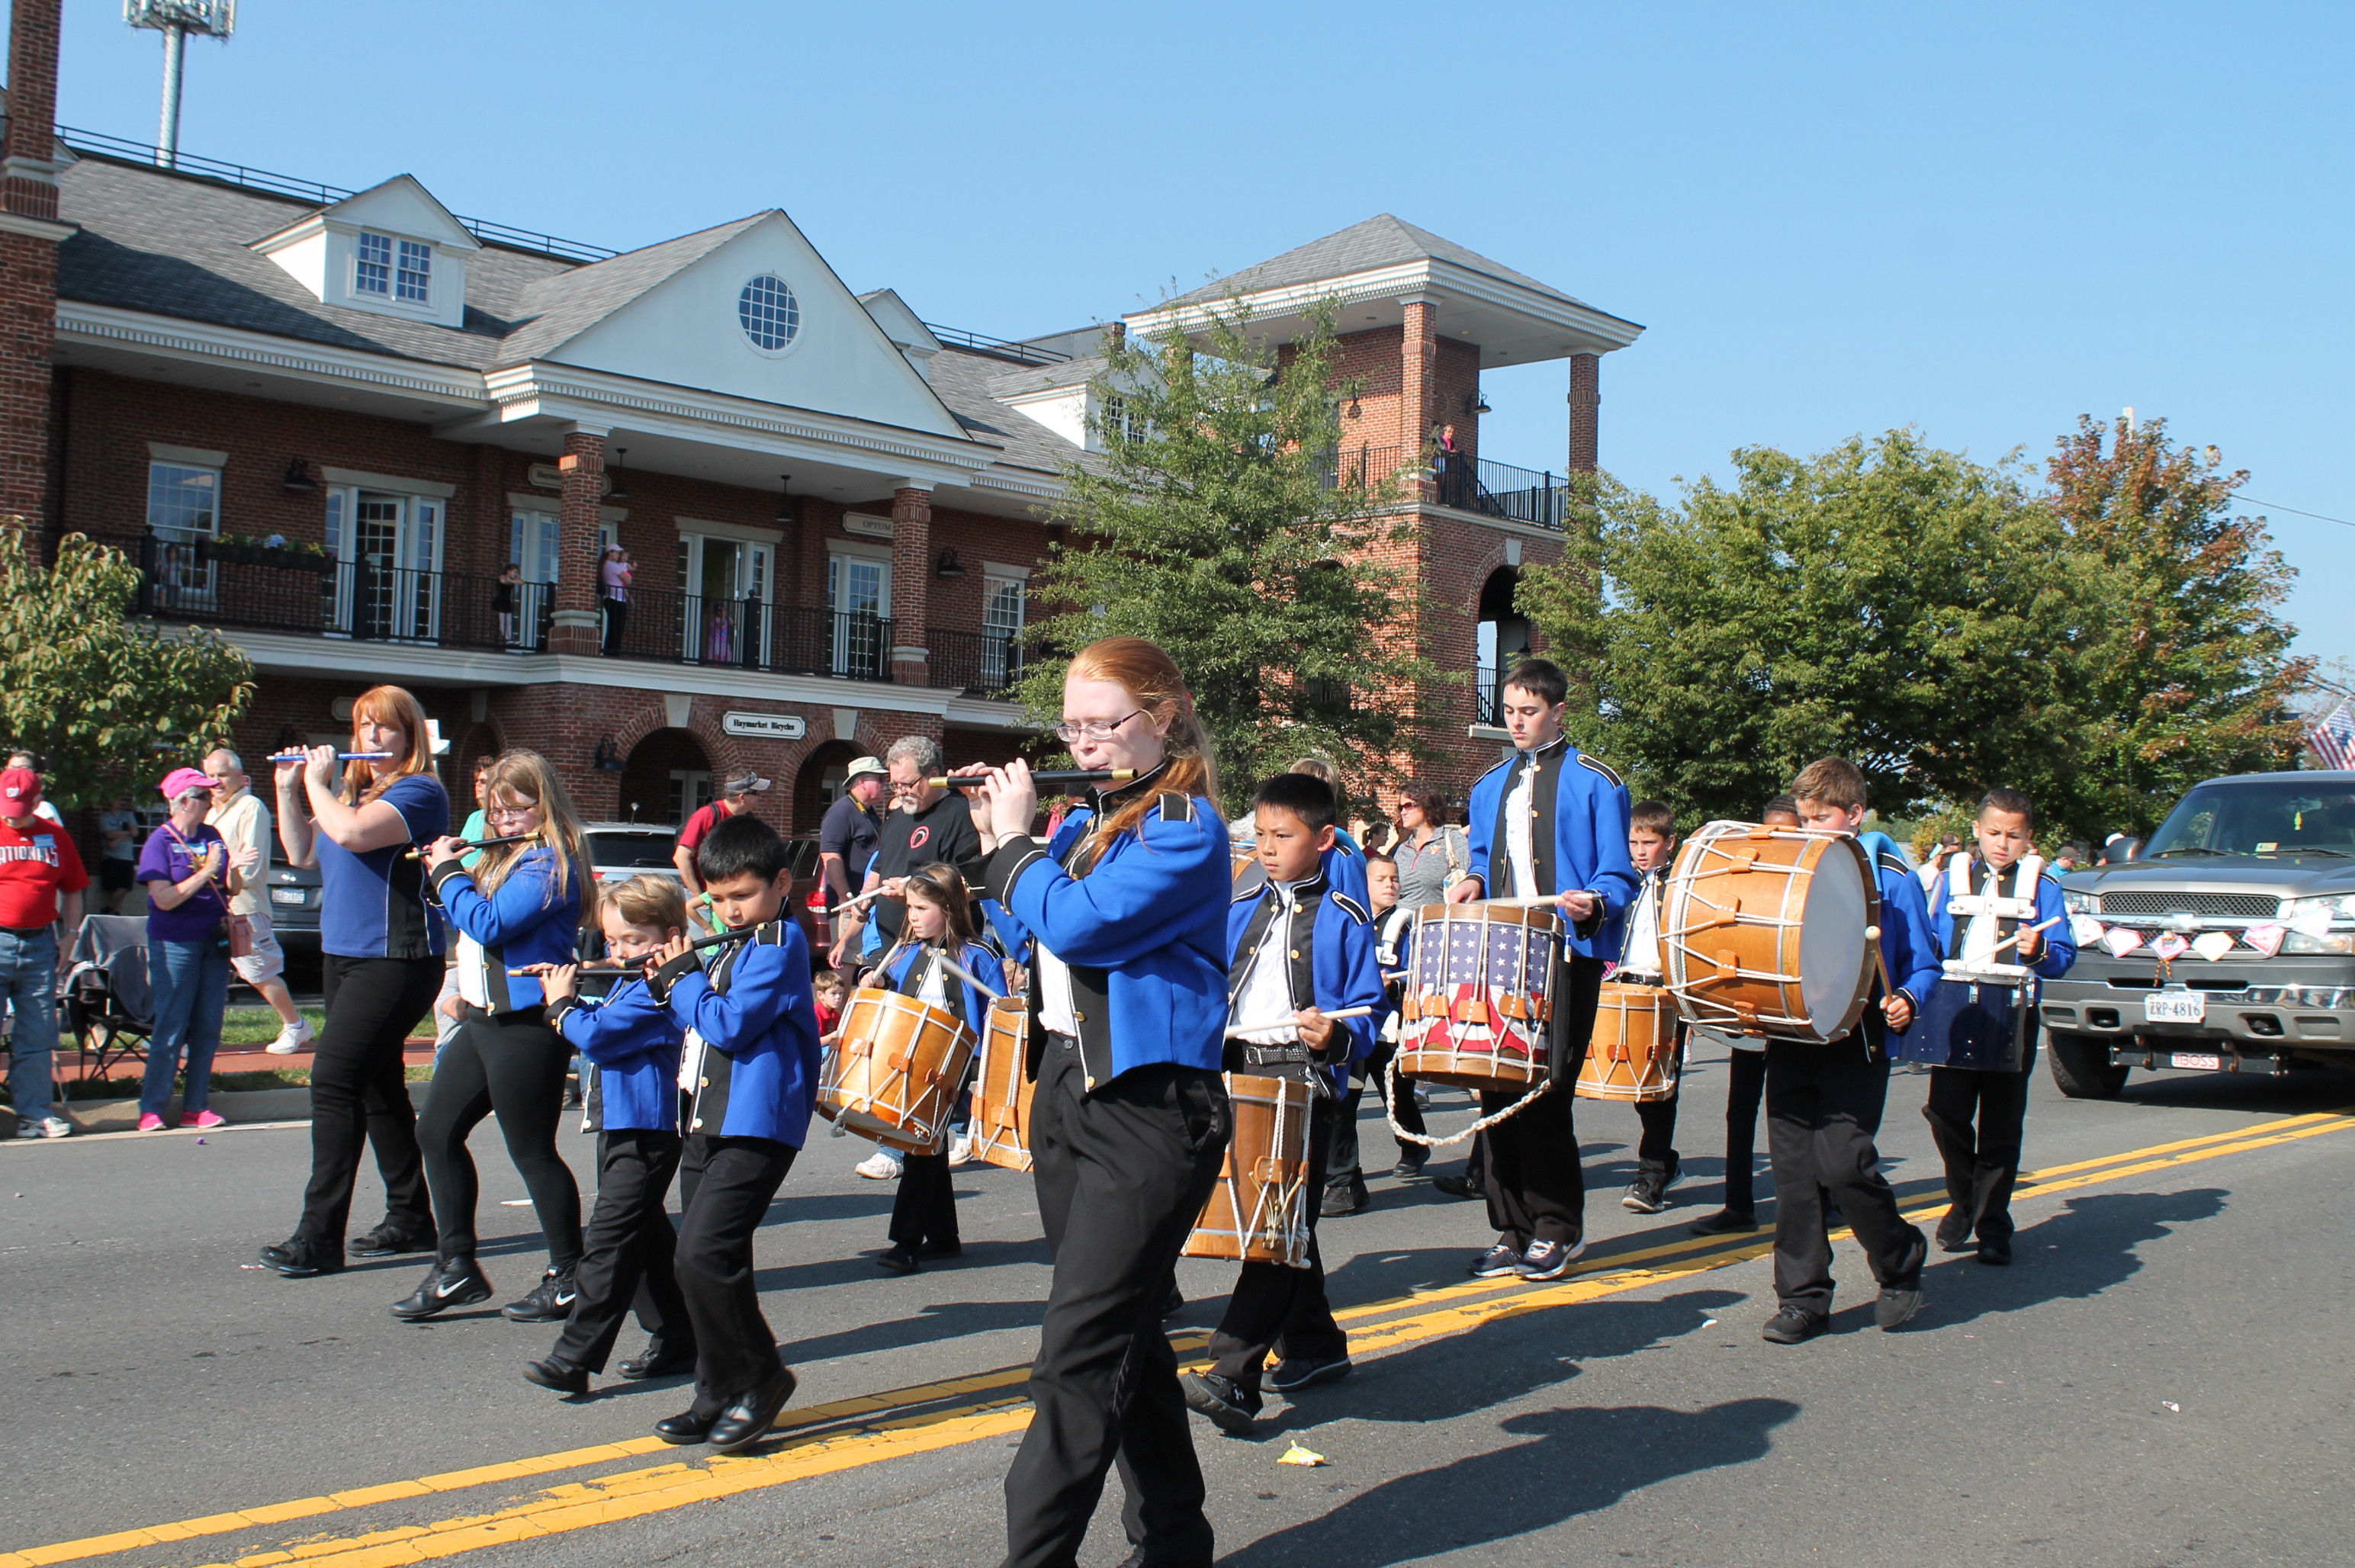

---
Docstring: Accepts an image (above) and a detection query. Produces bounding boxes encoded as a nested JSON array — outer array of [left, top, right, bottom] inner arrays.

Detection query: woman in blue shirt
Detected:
[[394, 749, 593, 1323], [259, 686, 450, 1280]]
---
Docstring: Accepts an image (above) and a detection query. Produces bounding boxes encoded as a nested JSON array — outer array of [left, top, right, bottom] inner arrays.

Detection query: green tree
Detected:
[[1520, 432, 2092, 831], [0, 528, 255, 807], [2044, 415, 2311, 832], [1014, 299, 1444, 807]]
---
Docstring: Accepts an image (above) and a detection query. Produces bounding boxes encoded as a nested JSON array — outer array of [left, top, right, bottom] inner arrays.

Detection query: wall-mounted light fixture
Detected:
[[776, 474, 794, 523], [935, 548, 967, 579], [1464, 390, 1492, 416], [282, 458, 317, 492], [606, 448, 630, 500]]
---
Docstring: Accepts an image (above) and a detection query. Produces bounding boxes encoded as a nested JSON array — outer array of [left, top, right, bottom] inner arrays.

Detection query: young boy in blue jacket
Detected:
[[524, 876, 693, 1396], [1183, 773, 1384, 1438], [1764, 757, 1942, 1345], [639, 815, 821, 1454], [1922, 787, 2077, 1266]]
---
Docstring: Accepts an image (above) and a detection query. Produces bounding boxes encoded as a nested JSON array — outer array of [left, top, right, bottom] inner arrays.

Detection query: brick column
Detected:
[[0, 0, 68, 532], [888, 484, 931, 686], [1567, 352, 1600, 473], [548, 427, 607, 656], [1400, 297, 1438, 503]]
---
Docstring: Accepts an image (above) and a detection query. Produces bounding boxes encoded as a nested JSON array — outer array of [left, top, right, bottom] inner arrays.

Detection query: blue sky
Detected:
[[43, 2, 2353, 675]]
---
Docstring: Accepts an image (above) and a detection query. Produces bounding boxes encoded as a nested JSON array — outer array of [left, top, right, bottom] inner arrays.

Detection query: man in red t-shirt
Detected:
[[0, 766, 88, 1139], [673, 770, 769, 929]]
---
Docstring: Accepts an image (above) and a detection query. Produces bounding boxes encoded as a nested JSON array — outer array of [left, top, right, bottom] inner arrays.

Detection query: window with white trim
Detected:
[[396, 239, 432, 302], [982, 573, 1025, 688], [355, 232, 392, 296], [146, 461, 219, 544], [355, 231, 432, 304]]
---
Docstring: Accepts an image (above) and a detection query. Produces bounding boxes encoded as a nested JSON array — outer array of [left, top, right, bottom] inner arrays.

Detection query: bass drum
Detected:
[[1661, 822, 1878, 1043]]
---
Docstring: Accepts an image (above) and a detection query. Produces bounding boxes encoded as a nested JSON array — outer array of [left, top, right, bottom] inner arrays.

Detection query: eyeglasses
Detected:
[[1052, 711, 1142, 744], [485, 804, 541, 823]]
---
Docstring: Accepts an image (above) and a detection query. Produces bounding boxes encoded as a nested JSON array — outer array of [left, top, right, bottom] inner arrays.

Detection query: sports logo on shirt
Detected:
[[908, 825, 933, 851]]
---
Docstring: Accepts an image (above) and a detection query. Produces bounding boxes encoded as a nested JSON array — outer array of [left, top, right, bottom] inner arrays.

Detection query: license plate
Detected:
[[2169, 1052, 2223, 1071], [2143, 989, 2207, 1023], [268, 888, 304, 906]]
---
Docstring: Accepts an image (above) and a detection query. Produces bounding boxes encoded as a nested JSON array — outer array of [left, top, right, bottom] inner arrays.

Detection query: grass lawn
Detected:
[[219, 1005, 328, 1045]]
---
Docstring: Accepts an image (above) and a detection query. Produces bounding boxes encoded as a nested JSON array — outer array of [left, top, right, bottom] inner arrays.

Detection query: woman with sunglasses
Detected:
[[135, 767, 260, 1131]]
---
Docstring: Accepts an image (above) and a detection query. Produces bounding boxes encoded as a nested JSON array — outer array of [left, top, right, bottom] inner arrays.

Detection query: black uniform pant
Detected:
[[676, 1133, 797, 1415], [417, 1007, 581, 1269], [1764, 1030, 1926, 1313], [1002, 1037, 1229, 1568], [298, 956, 441, 1245], [1723, 1046, 1767, 1213], [554, 1128, 690, 1373], [1631, 1027, 1685, 1170], [889, 1149, 959, 1247], [1480, 954, 1604, 1250], [1923, 1048, 2035, 1245], [1213, 1094, 1345, 1389]]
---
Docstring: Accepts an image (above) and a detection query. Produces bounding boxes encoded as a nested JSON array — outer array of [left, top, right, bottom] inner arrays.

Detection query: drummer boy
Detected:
[[1614, 802, 1685, 1216], [1182, 772, 1383, 1437], [1922, 788, 2076, 1266]]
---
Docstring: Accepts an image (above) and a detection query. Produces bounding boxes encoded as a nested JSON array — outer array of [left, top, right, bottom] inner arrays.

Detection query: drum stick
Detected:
[[928, 949, 1000, 998], [402, 834, 533, 860], [830, 881, 989, 916], [267, 750, 390, 763], [1222, 1004, 1375, 1040], [1978, 915, 2063, 960], [507, 922, 763, 975], [927, 768, 1135, 789]]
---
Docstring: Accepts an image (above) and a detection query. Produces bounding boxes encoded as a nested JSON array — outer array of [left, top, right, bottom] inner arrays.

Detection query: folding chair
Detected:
[[60, 915, 153, 1086]]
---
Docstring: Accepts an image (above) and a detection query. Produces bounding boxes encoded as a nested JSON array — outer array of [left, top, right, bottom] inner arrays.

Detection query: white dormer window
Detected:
[[355, 232, 391, 295], [355, 233, 432, 303], [254, 176, 477, 329], [397, 239, 432, 301]]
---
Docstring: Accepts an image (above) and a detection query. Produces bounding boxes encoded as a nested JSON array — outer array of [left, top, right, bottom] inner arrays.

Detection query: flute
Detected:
[[926, 768, 1136, 789], [268, 750, 390, 763], [403, 833, 534, 860], [509, 921, 766, 975]]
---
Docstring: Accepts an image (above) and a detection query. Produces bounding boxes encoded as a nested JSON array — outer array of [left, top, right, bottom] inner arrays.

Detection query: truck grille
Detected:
[[2097, 891, 2283, 918]]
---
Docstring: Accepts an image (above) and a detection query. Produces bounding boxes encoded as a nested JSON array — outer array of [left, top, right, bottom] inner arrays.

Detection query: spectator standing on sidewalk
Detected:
[[97, 798, 139, 915], [0, 765, 85, 1139], [673, 770, 768, 930], [204, 750, 313, 1056], [138, 769, 255, 1131], [816, 757, 888, 943]]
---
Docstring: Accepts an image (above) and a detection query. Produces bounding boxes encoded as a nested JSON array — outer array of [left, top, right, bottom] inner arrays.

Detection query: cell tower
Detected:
[[124, 0, 236, 169]]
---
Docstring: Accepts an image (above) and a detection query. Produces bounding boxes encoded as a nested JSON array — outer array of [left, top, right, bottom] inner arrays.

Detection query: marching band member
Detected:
[[1325, 850, 1424, 1195], [1446, 657, 1637, 1280], [961, 636, 1232, 1568], [1688, 794, 1801, 1236], [642, 815, 822, 1454], [1762, 759, 1940, 1342], [869, 863, 1007, 1275], [524, 876, 695, 1394], [1613, 800, 1684, 1213], [1183, 773, 1383, 1437], [1923, 789, 2077, 1265]]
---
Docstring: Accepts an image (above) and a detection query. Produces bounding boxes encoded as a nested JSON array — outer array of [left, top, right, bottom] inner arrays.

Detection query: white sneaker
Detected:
[[17, 1115, 70, 1139], [856, 1149, 904, 1180], [265, 1017, 317, 1056], [947, 1134, 976, 1167]]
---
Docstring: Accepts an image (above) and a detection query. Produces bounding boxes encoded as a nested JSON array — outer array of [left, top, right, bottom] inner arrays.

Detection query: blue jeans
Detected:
[[143, 937, 229, 1118], [1, 927, 58, 1123]]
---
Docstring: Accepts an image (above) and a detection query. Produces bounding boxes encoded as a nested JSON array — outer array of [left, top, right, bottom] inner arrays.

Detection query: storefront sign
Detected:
[[721, 711, 807, 741], [842, 512, 895, 539]]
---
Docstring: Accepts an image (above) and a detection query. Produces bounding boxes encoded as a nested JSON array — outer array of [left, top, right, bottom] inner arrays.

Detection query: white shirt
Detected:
[[1504, 753, 1541, 898], [914, 949, 949, 1009], [455, 933, 490, 1009], [1621, 870, 1664, 981], [1228, 881, 1306, 1044], [1038, 942, 1079, 1036]]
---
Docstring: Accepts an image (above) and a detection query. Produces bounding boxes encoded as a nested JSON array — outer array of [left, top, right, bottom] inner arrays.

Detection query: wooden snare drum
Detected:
[[969, 995, 1036, 1172], [1573, 982, 1679, 1101], [1661, 822, 1879, 1043], [818, 987, 976, 1153], [1395, 902, 1561, 1091], [1183, 1073, 1311, 1268]]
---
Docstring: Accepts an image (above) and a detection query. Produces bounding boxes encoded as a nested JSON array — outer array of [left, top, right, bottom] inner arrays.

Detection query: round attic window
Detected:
[[738, 275, 801, 353]]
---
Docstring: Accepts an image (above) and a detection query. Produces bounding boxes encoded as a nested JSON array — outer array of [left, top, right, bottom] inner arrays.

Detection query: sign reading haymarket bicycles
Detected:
[[721, 712, 808, 741]]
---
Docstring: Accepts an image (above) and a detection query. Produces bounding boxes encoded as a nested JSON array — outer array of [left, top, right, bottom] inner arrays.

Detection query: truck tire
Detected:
[[2046, 1030, 2128, 1099]]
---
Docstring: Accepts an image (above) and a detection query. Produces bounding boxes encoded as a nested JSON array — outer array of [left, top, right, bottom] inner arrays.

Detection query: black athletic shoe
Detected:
[[1974, 1239, 2013, 1267], [1268, 1352, 1353, 1393], [1319, 1183, 1369, 1218], [618, 1339, 697, 1380], [1687, 1208, 1759, 1237], [1935, 1210, 1974, 1253], [502, 1266, 579, 1323], [1761, 1305, 1829, 1344], [1390, 1157, 1427, 1179], [1468, 1242, 1523, 1278], [523, 1355, 590, 1396], [876, 1243, 920, 1274], [349, 1221, 432, 1259], [1515, 1238, 1585, 1280], [1875, 1284, 1924, 1331], [1180, 1371, 1262, 1437], [390, 1256, 493, 1320], [259, 1235, 342, 1277], [1431, 1174, 1483, 1200]]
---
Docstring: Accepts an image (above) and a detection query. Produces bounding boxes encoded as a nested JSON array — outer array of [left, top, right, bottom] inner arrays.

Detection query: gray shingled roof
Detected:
[[491, 217, 764, 367], [927, 347, 1088, 478], [983, 354, 1109, 399], [1165, 214, 1588, 310]]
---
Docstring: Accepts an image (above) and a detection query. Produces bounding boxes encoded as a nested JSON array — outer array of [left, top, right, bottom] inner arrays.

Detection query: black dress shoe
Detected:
[[1179, 1370, 1261, 1437], [523, 1356, 590, 1396], [1687, 1208, 1759, 1237], [707, 1367, 798, 1454], [1390, 1158, 1426, 1179], [876, 1242, 920, 1274], [1761, 1305, 1829, 1344], [1319, 1184, 1369, 1218], [654, 1407, 719, 1445], [917, 1238, 962, 1260], [350, 1221, 433, 1259], [259, 1235, 342, 1277], [390, 1256, 493, 1320], [1431, 1174, 1483, 1200], [1974, 1239, 2013, 1267], [1935, 1210, 1975, 1253], [1162, 1284, 1184, 1317], [618, 1340, 698, 1380]]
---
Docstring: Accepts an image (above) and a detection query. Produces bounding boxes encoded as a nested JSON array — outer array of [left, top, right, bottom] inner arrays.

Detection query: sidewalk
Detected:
[[53, 1037, 440, 1084]]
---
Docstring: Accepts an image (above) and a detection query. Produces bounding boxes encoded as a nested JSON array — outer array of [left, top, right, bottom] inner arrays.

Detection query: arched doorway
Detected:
[[795, 741, 857, 834], [618, 728, 713, 827], [1476, 566, 1528, 725]]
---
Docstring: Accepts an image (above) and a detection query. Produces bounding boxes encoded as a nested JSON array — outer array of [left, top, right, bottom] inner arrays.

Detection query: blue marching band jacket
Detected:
[[984, 763, 1232, 1091], [426, 846, 583, 1014], [1857, 829, 1945, 1016], [548, 976, 687, 1135], [1460, 736, 1640, 962], [1925, 852, 2077, 988], [647, 919, 824, 1147], [1223, 871, 1386, 1097]]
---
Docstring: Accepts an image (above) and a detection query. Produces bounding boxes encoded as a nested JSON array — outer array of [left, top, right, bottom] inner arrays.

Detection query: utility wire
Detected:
[[2231, 494, 2355, 531]]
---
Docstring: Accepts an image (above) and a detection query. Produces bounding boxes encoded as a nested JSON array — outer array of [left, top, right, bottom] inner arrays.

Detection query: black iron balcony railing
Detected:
[[1475, 665, 1502, 725], [1317, 448, 1573, 531], [926, 628, 1026, 696]]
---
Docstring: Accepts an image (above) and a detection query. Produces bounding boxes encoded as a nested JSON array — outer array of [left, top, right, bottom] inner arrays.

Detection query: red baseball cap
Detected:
[[0, 766, 40, 811]]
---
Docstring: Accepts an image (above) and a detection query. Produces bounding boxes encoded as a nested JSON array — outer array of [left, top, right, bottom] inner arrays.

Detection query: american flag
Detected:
[[2311, 699, 2355, 771]]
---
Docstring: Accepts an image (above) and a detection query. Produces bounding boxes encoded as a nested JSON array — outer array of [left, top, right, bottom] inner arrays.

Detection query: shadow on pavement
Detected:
[[1907, 1187, 2228, 1333]]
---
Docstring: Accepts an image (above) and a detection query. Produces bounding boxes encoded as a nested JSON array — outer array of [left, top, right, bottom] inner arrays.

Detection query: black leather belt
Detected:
[[1, 924, 53, 938]]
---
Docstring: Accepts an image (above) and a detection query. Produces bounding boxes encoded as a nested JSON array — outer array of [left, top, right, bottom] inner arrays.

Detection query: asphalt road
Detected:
[[4, 1043, 2350, 1568]]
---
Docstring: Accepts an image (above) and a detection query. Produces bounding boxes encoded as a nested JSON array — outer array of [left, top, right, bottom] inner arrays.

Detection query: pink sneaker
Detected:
[[137, 1113, 167, 1132], [182, 1110, 227, 1129]]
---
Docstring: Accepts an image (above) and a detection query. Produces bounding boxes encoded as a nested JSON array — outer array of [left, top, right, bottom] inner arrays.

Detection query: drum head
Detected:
[[1797, 841, 1870, 1033]]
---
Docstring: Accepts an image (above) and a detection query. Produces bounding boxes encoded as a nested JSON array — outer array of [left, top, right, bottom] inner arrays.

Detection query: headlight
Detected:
[[2281, 895, 2355, 955], [2063, 888, 2100, 914]]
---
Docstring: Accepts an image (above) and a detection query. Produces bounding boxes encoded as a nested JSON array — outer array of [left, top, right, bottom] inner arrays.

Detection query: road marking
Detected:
[[7, 1107, 2345, 1568]]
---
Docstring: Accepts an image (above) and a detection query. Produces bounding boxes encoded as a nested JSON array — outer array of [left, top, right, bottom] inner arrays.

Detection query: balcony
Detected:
[[1319, 446, 1574, 531], [132, 536, 1020, 696]]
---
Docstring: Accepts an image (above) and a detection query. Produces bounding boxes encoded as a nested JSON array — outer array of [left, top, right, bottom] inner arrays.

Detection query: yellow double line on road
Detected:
[[8, 1108, 2347, 1568]]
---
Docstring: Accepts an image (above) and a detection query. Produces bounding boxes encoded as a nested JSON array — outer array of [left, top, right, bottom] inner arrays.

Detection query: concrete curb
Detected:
[[38, 1080, 432, 1134]]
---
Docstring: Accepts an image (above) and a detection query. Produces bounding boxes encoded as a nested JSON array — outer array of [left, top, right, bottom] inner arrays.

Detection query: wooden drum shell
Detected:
[[1183, 1073, 1312, 1268], [1395, 901, 1560, 1092], [818, 987, 975, 1154], [1661, 823, 1879, 1044], [1573, 981, 1679, 1102], [969, 996, 1036, 1173]]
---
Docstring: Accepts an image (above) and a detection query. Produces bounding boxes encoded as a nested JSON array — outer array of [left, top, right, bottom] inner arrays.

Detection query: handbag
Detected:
[[227, 914, 255, 960]]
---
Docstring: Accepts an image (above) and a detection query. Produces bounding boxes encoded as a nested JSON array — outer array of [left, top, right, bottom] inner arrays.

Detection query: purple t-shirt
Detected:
[[137, 823, 230, 944]]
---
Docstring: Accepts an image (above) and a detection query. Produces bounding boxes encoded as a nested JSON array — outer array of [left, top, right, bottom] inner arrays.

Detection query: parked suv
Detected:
[[580, 822, 824, 949], [2042, 770, 2355, 1097]]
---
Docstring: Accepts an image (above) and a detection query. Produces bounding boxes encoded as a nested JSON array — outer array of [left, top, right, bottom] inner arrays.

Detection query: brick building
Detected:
[[1, 6, 1640, 827]]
